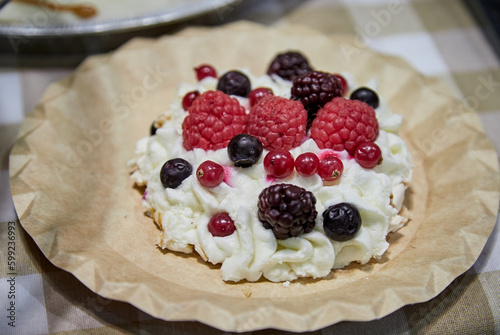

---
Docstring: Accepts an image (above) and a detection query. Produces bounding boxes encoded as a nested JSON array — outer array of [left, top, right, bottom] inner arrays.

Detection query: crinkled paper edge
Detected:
[[9, 21, 500, 332]]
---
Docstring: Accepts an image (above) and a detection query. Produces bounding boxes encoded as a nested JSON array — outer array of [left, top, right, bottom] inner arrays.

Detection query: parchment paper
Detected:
[[9, 22, 500, 332]]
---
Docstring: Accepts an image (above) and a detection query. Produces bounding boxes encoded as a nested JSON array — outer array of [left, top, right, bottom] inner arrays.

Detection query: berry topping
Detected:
[[217, 70, 251, 97], [291, 71, 343, 126], [227, 134, 263, 168], [333, 74, 348, 96], [195, 64, 217, 81], [295, 152, 319, 177], [249, 87, 273, 107], [196, 160, 225, 188], [354, 141, 382, 169], [258, 183, 317, 239], [182, 90, 200, 111], [323, 203, 361, 241], [267, 51, 313, 81], [311, 97, 379, 155], [182, 90, 247, 151], [318, 155, 343, 181], [263, 149, 295, 179], [350, 87, 379, 109], [247, 95, 307, 150], [160, 158, 193, 189], [208, 212, 236, 237]]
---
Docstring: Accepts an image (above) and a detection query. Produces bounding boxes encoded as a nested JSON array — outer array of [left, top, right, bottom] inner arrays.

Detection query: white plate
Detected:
[[0, 0, 240, 36]]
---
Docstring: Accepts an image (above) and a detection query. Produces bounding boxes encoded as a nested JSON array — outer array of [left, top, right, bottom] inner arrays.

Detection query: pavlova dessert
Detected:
[[129, 51, 413, 282]]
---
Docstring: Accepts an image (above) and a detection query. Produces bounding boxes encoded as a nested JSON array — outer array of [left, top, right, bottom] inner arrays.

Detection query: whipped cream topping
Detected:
[[129, 69, 413, 282]]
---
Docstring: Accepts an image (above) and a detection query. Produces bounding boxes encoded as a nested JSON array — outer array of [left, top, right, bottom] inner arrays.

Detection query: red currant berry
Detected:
[[196, 160, 224, 187], [318, 155, 344, 181], [263, 149, 295, 179], [295, 152, 319, 177], [333, 74, 348, 96], [208, 212, 236, 237], [182, 90, 200, 111], [355, 142, 382, 169], [195, 64, 217, 81], [249, 87, 273, 107]]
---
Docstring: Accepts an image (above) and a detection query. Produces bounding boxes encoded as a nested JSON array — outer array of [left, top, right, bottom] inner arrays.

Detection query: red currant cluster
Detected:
[[262, 142, 382, 181], [263, 149, 344, 182]]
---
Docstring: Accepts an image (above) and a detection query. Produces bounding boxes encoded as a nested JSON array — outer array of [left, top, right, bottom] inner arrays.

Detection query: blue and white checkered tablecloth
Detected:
[[1, 0, 499, 334]]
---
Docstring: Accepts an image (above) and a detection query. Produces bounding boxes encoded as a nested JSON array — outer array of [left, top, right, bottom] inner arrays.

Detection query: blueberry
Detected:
[[227, 134, 263, 168], [323, 203, 361, 241], [160, 158, 193, 189], [217, 71, 251, 97], [350, 87, 379, 108]]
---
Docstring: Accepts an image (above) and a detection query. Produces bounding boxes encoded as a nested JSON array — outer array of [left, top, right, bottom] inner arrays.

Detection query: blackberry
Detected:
[[257, 183, 317, 239], [217, 70, 251, 97], [267, 51, 313, 81], [323, 203, 361, 241], [291, 71, 343, 127]]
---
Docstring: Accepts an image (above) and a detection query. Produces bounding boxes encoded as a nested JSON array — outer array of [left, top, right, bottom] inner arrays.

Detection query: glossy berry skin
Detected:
[[182, 90, 200, 111], [227, 134, 263, 168], [295, 152, 319, 177], [249, 87, 273, 107], [350, 87, 379, 109], [264, 149, 295, 179], [354, 142, 382, 169], [208, 212, 236, 237], [195, 64, 217, 81], [196, 161, 225, 188], [217, 71, 251, 97], [160, 158, 193, 189], [323, 203, 362, 241], [333, 74, 348, 96], [318, 155, 344, 181]]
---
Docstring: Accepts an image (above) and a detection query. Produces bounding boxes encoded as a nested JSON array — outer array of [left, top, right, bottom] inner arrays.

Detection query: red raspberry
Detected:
[[182, 90, 247, 151], [311, 97, 379, 155], [247, 95, 307, 150]]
